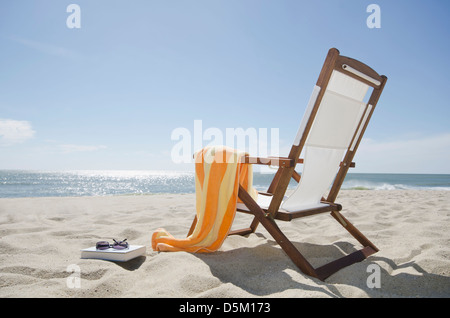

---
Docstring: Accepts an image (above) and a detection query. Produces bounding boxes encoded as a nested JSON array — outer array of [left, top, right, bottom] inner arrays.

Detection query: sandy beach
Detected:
[[0, 190, 449, 298]]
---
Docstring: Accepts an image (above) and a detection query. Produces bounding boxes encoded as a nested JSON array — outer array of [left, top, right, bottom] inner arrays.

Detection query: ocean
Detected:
[[0, 170, 449, 198]]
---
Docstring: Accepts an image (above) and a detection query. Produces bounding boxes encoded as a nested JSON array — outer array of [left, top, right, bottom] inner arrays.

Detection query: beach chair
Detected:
[[229, 48, 388, 281]]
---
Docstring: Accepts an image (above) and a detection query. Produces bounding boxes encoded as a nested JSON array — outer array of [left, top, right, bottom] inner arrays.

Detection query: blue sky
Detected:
[[1, 0, 449, 173]]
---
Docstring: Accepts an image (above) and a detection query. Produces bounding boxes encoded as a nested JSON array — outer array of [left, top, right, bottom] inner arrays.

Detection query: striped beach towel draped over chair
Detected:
[[152, 146, 257, 253]]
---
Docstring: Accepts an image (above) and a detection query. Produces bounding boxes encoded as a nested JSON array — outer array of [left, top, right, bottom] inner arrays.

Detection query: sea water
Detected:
[[0, 170, 449, 198]]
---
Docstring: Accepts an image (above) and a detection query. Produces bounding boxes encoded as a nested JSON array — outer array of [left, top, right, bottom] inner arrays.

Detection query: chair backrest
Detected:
[[270, 48, 387, 213]]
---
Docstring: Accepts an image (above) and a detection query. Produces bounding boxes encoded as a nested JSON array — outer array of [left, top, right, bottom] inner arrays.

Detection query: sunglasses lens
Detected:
[[96, 241, 110, 250], [113, 242, 129, 249]]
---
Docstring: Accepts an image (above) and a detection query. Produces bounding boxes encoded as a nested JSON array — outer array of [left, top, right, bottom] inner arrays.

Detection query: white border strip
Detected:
[[342, 64, 381, 86], [350, 104, 373, 151], [293, 85, 321, 146]]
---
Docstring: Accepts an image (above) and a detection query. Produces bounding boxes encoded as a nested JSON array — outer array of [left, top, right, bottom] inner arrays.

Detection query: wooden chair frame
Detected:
[[227, 48, 388, 281], [187, 48, 386, 280]]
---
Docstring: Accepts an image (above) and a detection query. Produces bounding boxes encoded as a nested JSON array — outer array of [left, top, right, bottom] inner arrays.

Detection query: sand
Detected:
[[0, 190, 449, 298]]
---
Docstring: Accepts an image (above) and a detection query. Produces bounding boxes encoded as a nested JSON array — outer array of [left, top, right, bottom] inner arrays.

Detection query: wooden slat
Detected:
[[206, 155, 356, 168], [267, 167, 282, 194], [291, 170, 301, 183], [228, 228, 253, 236], [187, 215, 197, 236], [242, 156, 294, 167], [297, 158, 355, 168], [330, 211, 379, 252], [335, 56, 383, 88]]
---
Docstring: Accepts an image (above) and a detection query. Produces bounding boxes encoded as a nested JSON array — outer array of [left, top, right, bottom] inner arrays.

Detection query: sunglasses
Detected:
[[96, 238, 129, 250]]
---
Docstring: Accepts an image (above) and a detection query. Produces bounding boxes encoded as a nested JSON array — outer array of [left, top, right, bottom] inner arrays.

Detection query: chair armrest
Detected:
[[297, 158, 355, 168], [193, 154, 355, 168], [241, 156, 295, 167], [242, 156, 355, 168]]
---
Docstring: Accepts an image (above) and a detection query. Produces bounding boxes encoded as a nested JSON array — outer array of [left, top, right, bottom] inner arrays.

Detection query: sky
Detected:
[[1, 0, 449, 174]]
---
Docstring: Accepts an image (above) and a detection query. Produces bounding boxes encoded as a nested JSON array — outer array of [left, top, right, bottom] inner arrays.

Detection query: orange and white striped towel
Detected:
[[152, 146, 257, 253]]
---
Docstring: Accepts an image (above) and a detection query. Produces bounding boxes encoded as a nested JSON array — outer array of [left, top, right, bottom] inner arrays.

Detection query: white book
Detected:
[[80, 245, 146, 262]]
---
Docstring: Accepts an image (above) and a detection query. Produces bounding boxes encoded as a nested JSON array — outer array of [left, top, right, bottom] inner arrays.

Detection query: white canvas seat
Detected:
[[238, 70, 372, 215], [236, 193, 330, 213], [281, 71, 370, 212]]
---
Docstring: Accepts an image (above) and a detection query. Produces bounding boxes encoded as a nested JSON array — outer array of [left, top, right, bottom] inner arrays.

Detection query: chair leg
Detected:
[[255, 211, 319, 278], [235, 185, 319, 278], [187, 215, 197, 237], [235, 185, 378, 281], [260, 212, 378, 281], [228, 216, 259, 236], [330, 211, 379, 252]]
